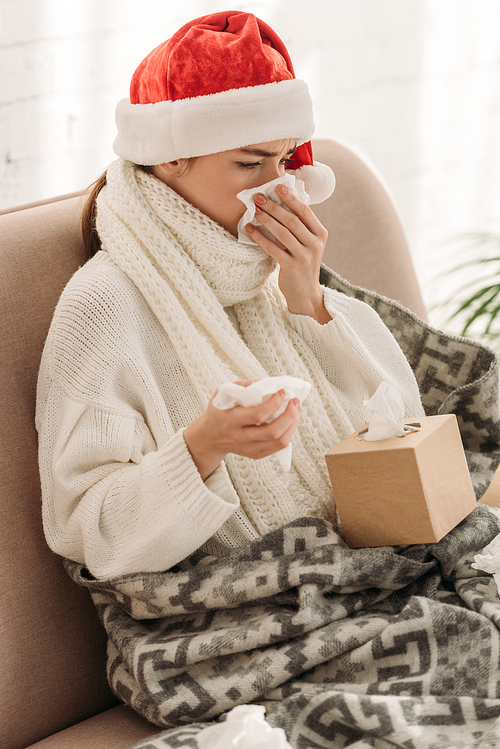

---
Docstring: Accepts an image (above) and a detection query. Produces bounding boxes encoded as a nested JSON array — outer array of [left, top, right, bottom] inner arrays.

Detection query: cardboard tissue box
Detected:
[[324, 384, 476, 548]]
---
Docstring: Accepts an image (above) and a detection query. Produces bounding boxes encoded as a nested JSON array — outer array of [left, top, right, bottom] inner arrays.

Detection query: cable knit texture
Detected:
[[36, 159, 424, 578]]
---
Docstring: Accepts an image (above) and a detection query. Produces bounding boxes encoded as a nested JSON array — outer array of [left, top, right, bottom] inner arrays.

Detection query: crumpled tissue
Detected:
[[360, 381, 407, 441], [472, 533, 500, 595], [196, 705, 293, 749], [212, 375, 311, 471], [236, 172, 310, 246]]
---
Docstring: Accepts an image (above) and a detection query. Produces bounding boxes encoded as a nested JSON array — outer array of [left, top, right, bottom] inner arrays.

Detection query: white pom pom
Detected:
[[295, 161, 336, 205]]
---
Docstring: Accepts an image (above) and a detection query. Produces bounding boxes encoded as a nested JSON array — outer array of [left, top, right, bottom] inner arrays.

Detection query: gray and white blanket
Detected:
[[66, 509, 500, 748], [66, 268, 500, 748]]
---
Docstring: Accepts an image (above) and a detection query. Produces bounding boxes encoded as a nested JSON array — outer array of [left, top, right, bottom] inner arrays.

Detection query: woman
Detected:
[[36, 10, 424, 580]]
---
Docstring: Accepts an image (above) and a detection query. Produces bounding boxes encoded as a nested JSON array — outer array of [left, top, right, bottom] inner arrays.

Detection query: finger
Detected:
[[243, 397, 300, 439], [254, 206, 309, 253], [253, 194, 327, 253], [254, 195, 311, 245], [255, 185, 328, 248], [249, 217, 323, 277], [243, 399, 300, 454], [217, 389, 287, 430], [246, 222, 294, 261], [274, 185, 328, 238], [246, 389, 287, 425]]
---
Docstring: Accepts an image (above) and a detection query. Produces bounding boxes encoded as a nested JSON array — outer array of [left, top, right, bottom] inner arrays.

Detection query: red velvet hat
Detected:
[[113, 11, 335, 204]]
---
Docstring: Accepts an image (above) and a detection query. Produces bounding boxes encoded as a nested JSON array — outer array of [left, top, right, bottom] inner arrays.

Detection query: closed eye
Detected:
[[238, 157, 292, 170]]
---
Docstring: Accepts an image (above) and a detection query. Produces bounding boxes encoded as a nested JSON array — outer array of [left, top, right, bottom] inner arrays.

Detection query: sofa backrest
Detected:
[[0, 196, 119, 749], [312, 138, 426, 319], [0, 138, 426, 748]]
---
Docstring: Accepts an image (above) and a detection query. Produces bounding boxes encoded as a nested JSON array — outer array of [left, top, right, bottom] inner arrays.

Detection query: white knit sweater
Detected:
[[36, 251, 424, 579]]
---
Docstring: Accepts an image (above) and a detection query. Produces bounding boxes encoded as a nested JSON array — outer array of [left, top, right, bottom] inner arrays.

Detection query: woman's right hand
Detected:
[[183, 382, 301, 481]]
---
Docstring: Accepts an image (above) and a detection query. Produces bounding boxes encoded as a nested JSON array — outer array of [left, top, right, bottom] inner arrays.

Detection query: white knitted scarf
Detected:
[[96, 159, 358, 534]]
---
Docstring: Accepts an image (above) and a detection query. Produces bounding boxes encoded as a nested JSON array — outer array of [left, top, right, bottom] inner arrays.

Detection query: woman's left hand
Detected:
[[246, 185, 331, 324]]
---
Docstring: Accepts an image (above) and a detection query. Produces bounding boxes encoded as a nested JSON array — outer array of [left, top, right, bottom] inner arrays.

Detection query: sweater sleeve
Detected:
[[37, 381, 239, 579], [285, 286, 425, 420], [35, 255, 242, 579]]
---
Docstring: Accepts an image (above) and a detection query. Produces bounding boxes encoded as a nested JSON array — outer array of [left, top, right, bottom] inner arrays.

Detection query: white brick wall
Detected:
[[1, 0, 500, 319]]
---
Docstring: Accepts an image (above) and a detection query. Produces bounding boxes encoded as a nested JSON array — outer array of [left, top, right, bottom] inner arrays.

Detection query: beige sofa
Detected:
[[2, 138, 488, 748]]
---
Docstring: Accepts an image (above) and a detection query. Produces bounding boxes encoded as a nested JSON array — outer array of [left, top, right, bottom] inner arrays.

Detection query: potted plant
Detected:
[[433, 227, 500, 350]]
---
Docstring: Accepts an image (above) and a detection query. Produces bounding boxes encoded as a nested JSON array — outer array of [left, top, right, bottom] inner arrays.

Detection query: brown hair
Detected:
[[81, 172, 107, 261]]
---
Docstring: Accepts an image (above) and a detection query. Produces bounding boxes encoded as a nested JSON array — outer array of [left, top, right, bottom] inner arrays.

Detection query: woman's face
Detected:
[[154, 139, 297, 237]]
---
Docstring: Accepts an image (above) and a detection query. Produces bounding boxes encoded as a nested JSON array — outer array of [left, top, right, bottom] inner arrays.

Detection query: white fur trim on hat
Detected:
[[113, 78, 314, 165]]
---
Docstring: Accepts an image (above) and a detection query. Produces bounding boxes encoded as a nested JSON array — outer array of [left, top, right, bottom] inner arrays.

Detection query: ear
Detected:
[[155, 160, 189, 178]]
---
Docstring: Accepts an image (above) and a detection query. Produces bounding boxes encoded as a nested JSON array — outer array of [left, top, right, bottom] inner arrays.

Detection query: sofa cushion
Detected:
[[26, 705, 158, 749]]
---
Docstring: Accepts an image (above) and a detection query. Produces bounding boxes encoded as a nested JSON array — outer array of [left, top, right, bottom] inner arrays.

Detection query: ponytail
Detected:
[[81, 172, 107, 261], [81, 166, 158, 261]]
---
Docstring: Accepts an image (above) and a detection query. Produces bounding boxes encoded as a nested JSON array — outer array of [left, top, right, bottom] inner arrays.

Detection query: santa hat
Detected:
[[113, 11, 335, 204]]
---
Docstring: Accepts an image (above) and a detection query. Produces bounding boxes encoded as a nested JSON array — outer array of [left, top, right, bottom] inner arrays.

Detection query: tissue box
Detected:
[[325, 414, 476, 548]]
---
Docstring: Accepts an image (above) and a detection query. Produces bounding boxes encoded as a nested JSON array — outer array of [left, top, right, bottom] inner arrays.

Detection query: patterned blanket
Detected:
[[66, 268, 500, 747], [66, 509, 500, 748]]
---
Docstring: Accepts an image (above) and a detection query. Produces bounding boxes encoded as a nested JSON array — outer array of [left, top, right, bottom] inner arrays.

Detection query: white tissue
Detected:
[[212, 375, 311, 471], [361, 381, 407, 441], [236, 173, 310, 246], [472, 533, 500, 595], [197, 705, 293, 749]]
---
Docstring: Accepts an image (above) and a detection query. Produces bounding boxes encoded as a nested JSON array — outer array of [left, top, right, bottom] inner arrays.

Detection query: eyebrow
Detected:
[[237, 145, 297, 158]]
